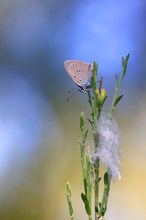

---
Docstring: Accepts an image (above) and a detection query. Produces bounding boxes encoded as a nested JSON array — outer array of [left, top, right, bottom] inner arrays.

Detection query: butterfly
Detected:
[[64, 60, 93, 90]]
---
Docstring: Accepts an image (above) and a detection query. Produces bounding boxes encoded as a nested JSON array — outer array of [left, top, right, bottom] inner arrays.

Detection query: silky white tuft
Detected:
[[95, 114, 121, 179]]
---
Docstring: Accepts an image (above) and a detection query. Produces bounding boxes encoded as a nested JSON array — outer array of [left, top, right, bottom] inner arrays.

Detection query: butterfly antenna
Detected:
[[67, 88, 76, 94], [66, 92, 75, 101], [66, 87, 84, 101], [66, 89, 78, 101]]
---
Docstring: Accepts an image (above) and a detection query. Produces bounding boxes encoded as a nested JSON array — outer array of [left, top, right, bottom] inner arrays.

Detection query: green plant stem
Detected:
[[88, 61, 101, 220], [93, 70, 100, 220], [99, 173, 112, 218], [80, 141, 86, 182], [87, 91, 100, 220], [66, 182, 74, 220], [109, 80, 122, 119], [104, 173, 112, 213], [106, 55, 129, 218], [88, 213, 92, 220], [80, 112, 92, 220], [94, 158, 100, 220], [109, 54, 129, 118]]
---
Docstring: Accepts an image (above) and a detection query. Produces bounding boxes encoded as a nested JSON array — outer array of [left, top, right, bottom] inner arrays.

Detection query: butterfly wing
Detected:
[[64, 60, 93, 88]]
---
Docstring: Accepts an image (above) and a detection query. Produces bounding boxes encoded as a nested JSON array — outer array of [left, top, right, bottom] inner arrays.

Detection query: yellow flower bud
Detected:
[[99, 88, 106, 102], [101, 88, 106, 98], [95, 87, 99, 95], [95, 87, 106, 103]]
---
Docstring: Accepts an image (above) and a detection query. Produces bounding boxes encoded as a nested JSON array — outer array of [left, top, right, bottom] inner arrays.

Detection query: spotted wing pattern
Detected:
[[64, 60, 93, 88]]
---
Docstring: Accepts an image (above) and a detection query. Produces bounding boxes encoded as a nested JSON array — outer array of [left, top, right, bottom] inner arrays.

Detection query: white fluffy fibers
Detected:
[[95, 114, 121, 179]]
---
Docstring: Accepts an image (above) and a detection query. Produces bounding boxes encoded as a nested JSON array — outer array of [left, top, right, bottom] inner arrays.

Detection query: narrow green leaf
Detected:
[[85, 203, 91, 215], [95, 205, 98, 213], [93, 60, 97, 72], [122, 57, 125, 66], [81, 192, 88, 203], [66, 182, 74, 217], [80, 111, 85, 132], [66, 182, 71, 197], [81, 193, 91, 215], [86, 155, 91, 181], [91, 60, 98, 91], [113, 95, 124, 107], [87, 91, 93, 107], [84, 179, 87, 195], [104, 172, 108, 185], [84, 129, 88, 141], [125, 53, 130, 63], [87, 118, 93, 129], [122, 54, 130, 76], [98, 177, 102, 183], [115, 73, 119, 87], [99, 202, 101, 208], [101, 207, 106, 216]]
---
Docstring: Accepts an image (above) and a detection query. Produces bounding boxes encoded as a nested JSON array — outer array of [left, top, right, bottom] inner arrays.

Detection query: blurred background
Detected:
[[0, 0, 146, 219]]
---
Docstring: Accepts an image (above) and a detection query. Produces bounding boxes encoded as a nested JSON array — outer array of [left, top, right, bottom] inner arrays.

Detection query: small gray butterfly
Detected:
[[64, 60, 93, 89]]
